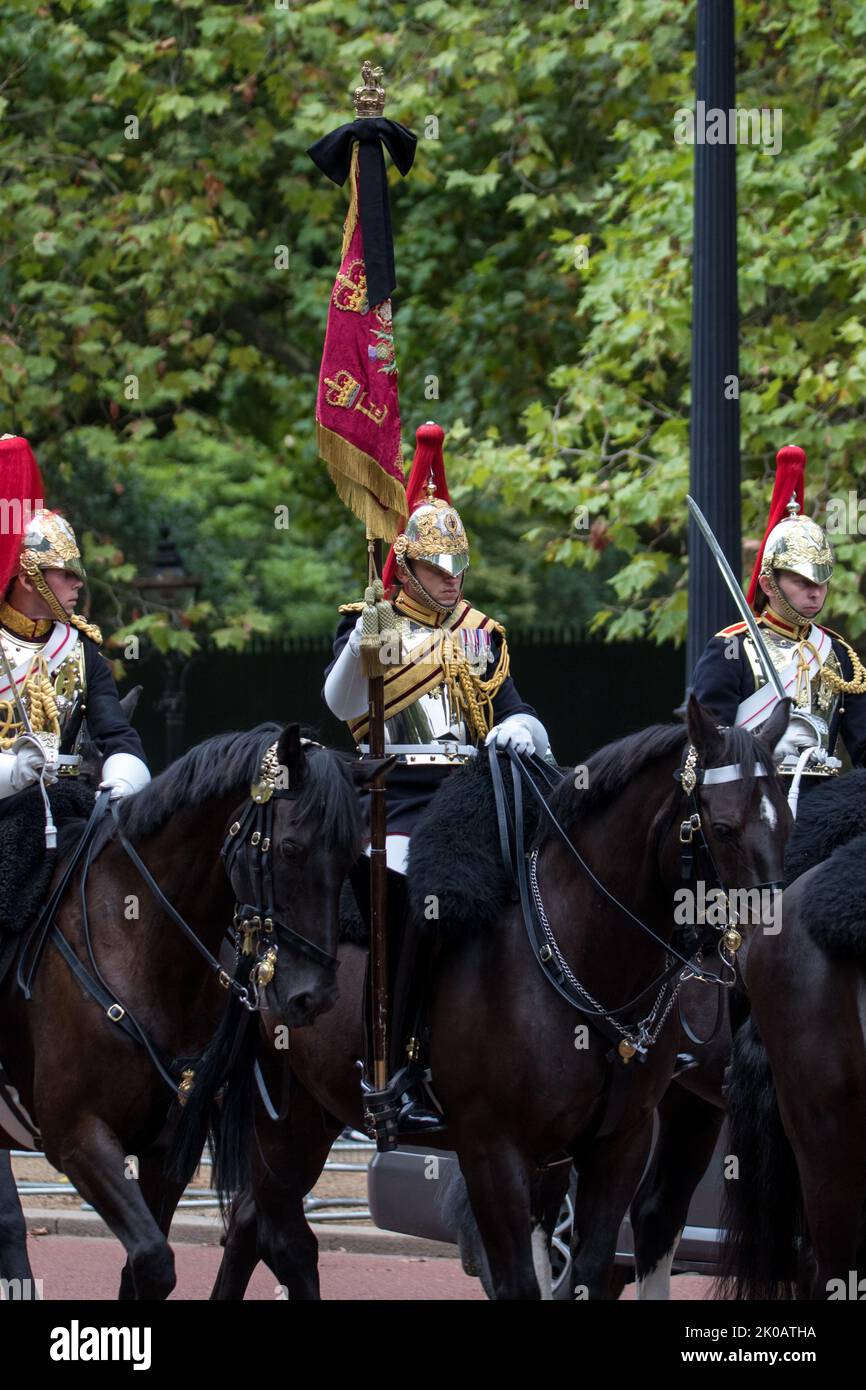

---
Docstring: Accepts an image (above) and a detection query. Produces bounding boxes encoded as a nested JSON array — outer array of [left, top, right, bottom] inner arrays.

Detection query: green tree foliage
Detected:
[[459, 0, 866, 642], [0, 1, 862, 653]]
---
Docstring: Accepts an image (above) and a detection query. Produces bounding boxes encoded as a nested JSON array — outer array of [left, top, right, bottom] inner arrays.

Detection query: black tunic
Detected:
[[691, 628, 866, 768], [324, 611, 538, 835], [72, 636, 148, 763]]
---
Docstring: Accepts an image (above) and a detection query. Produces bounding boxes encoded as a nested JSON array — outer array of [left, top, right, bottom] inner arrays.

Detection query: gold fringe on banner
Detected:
[[341, 146, 360, 261], [317, 421, 406, 541]]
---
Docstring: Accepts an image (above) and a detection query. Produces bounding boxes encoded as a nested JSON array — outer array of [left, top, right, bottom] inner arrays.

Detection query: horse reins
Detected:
[[16, 739, 337, 1100], [491, 739, 782, 1062]]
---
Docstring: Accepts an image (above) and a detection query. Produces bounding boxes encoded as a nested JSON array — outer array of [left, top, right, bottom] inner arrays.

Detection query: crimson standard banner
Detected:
[[308, 115, 416, 540]]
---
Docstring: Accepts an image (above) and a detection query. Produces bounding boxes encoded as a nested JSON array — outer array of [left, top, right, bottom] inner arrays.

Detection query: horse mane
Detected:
[[90, 723, 361, 855], [539, 723, 687, 843], [538, 720, 767, 846], [112, 722, 283, 843]]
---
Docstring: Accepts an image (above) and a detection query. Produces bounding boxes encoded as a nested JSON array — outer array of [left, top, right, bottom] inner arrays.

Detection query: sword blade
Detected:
[[687, 495, 788, 705]]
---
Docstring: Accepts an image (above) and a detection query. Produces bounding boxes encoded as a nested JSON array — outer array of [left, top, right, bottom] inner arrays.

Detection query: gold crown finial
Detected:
[[786, 490, 800, 517], [424, 476, 437, 504], [353, 60, 386, 117]]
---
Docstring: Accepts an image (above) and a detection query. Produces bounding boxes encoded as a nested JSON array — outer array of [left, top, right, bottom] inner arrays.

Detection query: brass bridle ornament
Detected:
[[220, 738, 338, 1014]]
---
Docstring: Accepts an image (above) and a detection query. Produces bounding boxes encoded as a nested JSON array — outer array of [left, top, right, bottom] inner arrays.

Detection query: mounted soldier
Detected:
[[0, 435, 150, 819], [324, 422, 552, 1133], [691, 445, 866, 807]]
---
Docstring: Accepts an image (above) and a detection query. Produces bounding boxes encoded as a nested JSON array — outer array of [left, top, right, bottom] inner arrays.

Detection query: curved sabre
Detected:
[[687, 494, 787, 704]]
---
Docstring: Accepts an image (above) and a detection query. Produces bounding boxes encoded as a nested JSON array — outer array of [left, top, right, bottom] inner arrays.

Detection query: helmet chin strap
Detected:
[[765, 571, 822, 628], [400, 559, 465, 615], [20, 559, 70, 625]]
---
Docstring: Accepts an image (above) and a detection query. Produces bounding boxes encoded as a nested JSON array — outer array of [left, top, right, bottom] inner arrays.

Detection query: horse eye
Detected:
[[711, 823, 736, 842], [279, 838, 306, 861]]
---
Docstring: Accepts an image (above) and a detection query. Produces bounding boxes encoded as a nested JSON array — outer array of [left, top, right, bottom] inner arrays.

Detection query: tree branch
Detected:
[[220, 305, 313, 375]]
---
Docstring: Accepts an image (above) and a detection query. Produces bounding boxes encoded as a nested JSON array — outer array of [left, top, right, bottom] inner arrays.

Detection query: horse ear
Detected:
[[685, 693, 725, 763], [276, 723, 305, 786], [119, 684, 142, 721], [757, 697, 792, 758], [350, 755, 398, 788]]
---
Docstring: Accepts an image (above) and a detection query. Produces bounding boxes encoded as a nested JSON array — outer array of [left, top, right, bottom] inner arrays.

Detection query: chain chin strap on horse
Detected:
[[220, 739, 338, 1014]]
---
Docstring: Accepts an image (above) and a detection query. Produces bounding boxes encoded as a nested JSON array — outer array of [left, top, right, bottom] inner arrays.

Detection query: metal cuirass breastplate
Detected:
[[0, 633, 87, 751], [744, 628, 842, 755], [382, 618, 493, 749]]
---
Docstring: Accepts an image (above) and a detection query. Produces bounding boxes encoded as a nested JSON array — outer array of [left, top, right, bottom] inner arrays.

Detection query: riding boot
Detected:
[[386, 909, 443, 1136], [348, 857, 443, 1143]]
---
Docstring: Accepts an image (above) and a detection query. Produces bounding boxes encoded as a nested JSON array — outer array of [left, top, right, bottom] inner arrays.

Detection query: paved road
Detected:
[[14, 1235, 713, 1300]]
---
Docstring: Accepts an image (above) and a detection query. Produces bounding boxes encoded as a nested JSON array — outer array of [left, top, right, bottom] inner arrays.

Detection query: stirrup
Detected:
[[358, 1061, 443, 1152]]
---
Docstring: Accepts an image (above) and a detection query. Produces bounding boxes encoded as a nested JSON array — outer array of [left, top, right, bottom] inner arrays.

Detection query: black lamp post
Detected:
[[686, 0, 741, 682], [134, 525, 203, 768]]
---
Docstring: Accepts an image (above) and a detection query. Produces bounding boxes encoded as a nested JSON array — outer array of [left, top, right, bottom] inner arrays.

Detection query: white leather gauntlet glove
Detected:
[[773, 713, 821, 760], [0, 736, 60, 800], [485, 715, 552, 759], [99, 752, 151, 801], [347, 614, 364, 657]]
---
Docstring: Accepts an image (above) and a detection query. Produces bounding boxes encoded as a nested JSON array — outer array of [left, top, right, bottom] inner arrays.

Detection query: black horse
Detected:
[[199, 697, 791, 1300], [0, 684, 143, 1299], [0, 723, 371, 1299], [719, 769, 866, 1299], [617, 976, 734, 1298]]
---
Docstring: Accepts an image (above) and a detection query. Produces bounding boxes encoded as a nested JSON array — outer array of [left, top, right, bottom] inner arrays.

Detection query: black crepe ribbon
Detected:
[[307, 117, 417, 308]]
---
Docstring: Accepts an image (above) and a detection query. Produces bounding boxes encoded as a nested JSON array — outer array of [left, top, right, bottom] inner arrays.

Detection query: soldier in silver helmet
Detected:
[[0, 437, 150, 806], [324, 479, 552, 1134], [692, 468, 866, 791]]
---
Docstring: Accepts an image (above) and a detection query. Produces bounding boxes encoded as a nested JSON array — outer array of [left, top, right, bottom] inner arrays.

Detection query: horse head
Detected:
[[679, 694, 792, 941], [222, 724, 388, 1029]]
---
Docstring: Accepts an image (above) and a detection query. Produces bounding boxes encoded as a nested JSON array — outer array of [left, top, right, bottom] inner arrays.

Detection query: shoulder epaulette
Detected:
[[338, 602, 365, 615], [818, 624, 844, 641], [714, 621, 747, 638], [70, 614, 102, 645]]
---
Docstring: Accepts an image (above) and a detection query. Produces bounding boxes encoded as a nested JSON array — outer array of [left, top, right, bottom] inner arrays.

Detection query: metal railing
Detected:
[[13, 1131, 374, 1222]]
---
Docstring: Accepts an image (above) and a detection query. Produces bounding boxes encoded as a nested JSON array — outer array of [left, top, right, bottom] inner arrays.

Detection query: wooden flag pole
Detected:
[[307, 62, 417, 1118], [366, 536, 390, 1090]]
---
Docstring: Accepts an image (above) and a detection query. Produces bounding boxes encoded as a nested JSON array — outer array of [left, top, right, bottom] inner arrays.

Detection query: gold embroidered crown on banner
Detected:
[[332, 260, 368, 315]]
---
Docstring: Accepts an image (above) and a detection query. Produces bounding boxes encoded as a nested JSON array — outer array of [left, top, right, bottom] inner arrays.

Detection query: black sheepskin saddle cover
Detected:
[[0, 779, 95, 936], [337, 750, 556, 945], [406, 748, 556, 937], [786, 769, 866, 963], [784, 769, 866, 886]]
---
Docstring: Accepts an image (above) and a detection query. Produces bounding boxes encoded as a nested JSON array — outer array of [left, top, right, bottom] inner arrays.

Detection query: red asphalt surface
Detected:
[[18, 1235, 713, 1300]]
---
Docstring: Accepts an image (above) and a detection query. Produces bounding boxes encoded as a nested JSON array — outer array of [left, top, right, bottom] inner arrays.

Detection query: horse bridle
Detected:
[[492, 738, 785, 1067], [17, 738, 339, 1100], [674, 741, 785, 955], [220, 748, 339, 1012]]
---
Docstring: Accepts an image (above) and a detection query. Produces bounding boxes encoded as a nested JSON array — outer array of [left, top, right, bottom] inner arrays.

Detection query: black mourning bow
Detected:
[[307, 117, 417, 308]]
